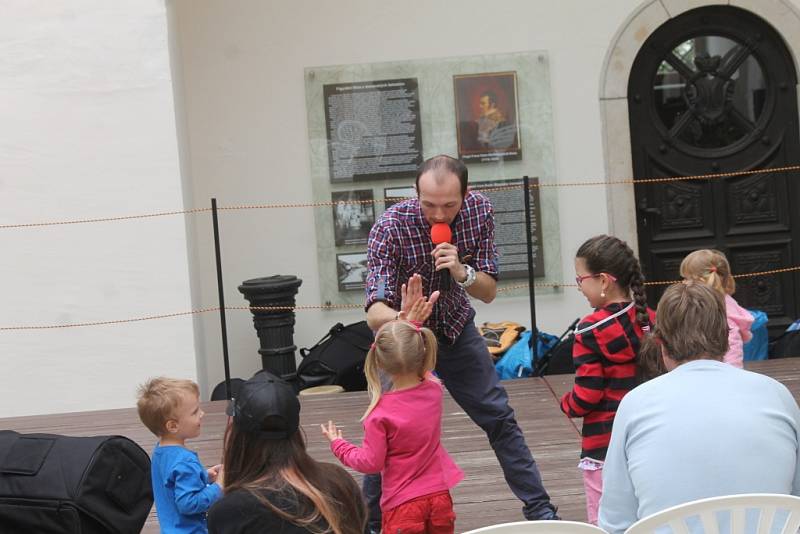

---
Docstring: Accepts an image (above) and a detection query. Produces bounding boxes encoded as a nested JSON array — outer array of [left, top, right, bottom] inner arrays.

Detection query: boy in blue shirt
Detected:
[[137, 377, 223, 533]]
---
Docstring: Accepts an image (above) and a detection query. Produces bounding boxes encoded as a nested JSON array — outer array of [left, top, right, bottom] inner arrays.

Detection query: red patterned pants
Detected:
[[381, 490, 455, 534]]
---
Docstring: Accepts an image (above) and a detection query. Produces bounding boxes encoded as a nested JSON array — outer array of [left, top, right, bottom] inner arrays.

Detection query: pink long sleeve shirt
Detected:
[[724, 294, 753, 368], [331, 378, 463, 512]]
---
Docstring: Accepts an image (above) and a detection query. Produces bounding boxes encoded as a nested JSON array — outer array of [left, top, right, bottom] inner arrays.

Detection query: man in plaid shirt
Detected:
[[362, 155, 558, 526]]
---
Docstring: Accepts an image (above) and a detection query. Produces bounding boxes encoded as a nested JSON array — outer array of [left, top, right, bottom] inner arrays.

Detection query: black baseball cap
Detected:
[[225, 371, 300, 439]]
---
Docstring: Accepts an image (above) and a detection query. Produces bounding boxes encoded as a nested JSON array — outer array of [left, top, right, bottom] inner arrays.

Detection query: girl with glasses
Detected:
[[560, 234, 656, 525]]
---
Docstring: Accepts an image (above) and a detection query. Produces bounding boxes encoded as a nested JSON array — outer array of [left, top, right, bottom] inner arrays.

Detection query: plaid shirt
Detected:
[[365, 191, 499, 343]]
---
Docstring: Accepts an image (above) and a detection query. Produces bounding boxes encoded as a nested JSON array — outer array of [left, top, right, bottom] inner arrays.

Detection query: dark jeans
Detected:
[[363, 320, 556, 528]]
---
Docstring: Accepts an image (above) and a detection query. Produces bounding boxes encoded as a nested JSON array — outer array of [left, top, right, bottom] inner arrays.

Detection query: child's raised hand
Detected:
[[207, 464, 222, 484], [320, 420, 343, 442], [400, 274, 424, 313], [400, 291, 439, 323]]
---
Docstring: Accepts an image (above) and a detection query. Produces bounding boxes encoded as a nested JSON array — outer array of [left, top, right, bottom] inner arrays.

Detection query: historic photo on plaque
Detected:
[[324, 78, 423, 183], [383, 186, 416, 210], [336, 251, 369, 292], [331, 189, 375, 246], [472, 178, 543, 278], [454, 72, 522, 163]]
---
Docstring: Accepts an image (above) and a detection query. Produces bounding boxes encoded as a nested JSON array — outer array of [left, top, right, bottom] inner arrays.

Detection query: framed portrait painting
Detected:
[[453, 71, 522, 163]]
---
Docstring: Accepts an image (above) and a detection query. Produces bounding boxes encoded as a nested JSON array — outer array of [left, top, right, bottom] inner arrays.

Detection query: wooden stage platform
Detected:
[[2, 360, 799, 532]]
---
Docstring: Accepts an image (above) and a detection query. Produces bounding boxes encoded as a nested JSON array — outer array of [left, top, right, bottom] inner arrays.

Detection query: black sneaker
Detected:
[[536, 509, 561, 521], [526, 505, 560, 521]]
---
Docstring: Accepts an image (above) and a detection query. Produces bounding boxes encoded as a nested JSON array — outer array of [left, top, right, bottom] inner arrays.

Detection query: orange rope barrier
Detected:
[[3, 265, 799, 331], [0, 307, 221, 331], [0, 207, 212, 230], [3, 164, 799, 229]]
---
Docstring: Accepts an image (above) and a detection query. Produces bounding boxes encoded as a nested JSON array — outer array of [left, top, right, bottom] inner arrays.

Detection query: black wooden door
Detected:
[[628, 6, 800, 335]]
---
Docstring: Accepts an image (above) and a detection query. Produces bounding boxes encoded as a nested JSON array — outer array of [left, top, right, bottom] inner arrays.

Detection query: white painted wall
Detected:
[[167, 0, 658, 394], [0, 1, 196, 417], [6, 1, 799, 416]]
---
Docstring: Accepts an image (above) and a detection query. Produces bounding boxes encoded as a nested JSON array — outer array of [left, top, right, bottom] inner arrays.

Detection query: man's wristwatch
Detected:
[[457, 264, 477, 288]]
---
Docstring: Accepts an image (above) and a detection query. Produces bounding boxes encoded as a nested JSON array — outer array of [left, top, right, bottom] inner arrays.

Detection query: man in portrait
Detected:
[[454, 72, 522, 161], [477, 91, 507, 147]]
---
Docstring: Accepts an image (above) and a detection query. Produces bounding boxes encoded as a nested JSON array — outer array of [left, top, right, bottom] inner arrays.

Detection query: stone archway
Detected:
[[599, 0, 800, 254]]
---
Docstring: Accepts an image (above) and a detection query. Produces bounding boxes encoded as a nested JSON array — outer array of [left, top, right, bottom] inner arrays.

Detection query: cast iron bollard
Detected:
[[238, 275, 303, 378]]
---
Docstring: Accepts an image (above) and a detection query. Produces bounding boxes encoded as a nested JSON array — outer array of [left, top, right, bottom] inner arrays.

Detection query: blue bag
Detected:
[[743, 309, 769, 361], [495, 330, 559, 380]]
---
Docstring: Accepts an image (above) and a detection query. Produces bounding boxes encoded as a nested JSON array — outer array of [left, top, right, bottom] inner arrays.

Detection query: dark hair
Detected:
[[415, 154, 468, 197], [636, 335, 667, 381], [655, 281, 729, 363], [222, 425, 366, 534], [577, 235, 660, 381], [481, 91, 498, 105], [576, 235, 650, 330]]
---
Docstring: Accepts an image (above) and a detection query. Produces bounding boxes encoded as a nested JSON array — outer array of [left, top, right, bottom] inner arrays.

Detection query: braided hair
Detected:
[[576, 235, 661, 379], [576, 235, 650, 330]]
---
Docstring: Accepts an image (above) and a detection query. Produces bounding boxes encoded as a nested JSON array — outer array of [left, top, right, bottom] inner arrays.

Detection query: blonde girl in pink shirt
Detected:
[[680, 249, 753, 368], [321, 319, 463, 534]]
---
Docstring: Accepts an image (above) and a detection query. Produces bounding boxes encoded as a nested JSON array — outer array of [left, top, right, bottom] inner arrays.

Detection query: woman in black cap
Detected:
[[208, 371, 366, 534]]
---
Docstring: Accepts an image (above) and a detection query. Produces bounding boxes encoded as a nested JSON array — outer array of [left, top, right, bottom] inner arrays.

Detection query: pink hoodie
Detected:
[[330, 378, 463, 512], [724, 294, 753, 368]]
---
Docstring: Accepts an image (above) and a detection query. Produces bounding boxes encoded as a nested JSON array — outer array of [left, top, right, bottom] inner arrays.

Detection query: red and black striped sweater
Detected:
[[559, 302, 655, 461]]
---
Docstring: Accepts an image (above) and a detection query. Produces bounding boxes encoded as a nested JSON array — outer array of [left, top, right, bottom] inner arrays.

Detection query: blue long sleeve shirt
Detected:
[[599, 360, 800, 534], [151, 443, 222, 534]]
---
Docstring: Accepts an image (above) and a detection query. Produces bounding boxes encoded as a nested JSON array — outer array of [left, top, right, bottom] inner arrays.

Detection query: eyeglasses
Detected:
[[575, 273, 617, 286]]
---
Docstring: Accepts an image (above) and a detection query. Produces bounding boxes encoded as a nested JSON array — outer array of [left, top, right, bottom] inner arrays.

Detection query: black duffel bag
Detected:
[[297, 321, 374, 391], [770, 329, 800, 359], [0, 431, 153, 534]]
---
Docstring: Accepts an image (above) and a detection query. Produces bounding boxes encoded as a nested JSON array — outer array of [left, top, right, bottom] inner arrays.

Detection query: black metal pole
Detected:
[[523, 176, 539, 362], [211, 198, 232, 400]]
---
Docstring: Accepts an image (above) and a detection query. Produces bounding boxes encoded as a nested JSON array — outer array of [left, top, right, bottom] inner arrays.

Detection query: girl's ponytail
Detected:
[[361, 345, 382, 421], [361, 320, 439, 421], [624, 245, 658, 380], [679, 249, 734, 296], [629, 260, 651, 332], [419, 327, 438, 377]]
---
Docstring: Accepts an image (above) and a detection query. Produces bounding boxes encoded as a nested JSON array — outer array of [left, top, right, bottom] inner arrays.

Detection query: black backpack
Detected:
[[538, 335, 576, 375], [770, 329, 800, 359], [297, 321, 374, 391], [210, 378, 246, 401], [0, 431, 153, 534]]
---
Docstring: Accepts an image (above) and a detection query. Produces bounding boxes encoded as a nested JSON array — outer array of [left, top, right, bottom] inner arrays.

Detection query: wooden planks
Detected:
[[1, 359, 798, 532]]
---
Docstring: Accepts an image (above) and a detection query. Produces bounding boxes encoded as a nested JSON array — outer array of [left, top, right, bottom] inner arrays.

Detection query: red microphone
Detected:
[[431, 223, 453, 291]]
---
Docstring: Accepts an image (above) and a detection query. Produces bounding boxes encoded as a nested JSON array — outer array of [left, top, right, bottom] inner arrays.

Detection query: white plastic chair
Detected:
[[463, 520, 608, 534], [624, 493, 800, 534]]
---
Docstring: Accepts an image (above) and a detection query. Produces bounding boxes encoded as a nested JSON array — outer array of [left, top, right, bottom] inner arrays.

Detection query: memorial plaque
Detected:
[[306, 51, 562, 304], [473, 178, 544, 278], [324, 78, 423, 182]]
